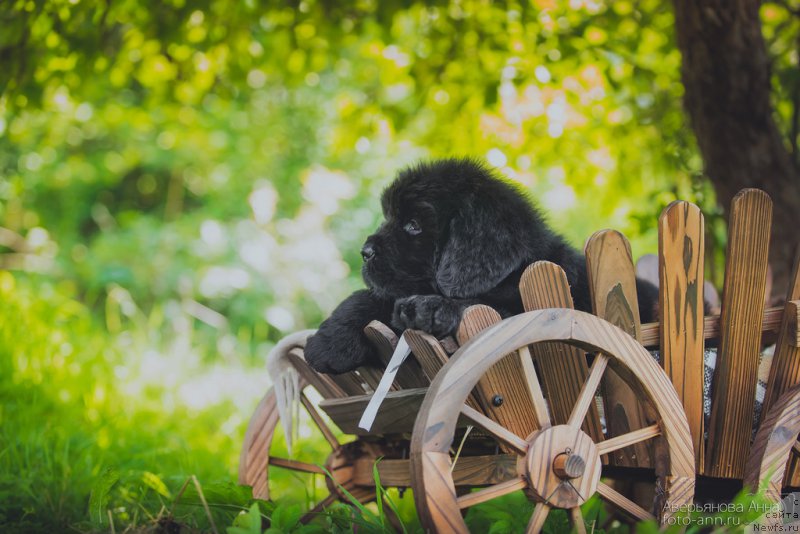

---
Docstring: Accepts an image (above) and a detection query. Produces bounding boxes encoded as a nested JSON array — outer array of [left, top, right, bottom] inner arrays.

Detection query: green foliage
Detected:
[[228, 504, 265, 534]]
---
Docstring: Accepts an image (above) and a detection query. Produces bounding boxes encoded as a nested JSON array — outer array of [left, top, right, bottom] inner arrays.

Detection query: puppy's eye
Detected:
[[403, 219, 422, 236]]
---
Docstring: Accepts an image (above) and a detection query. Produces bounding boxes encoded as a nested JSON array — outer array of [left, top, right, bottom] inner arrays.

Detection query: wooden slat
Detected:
[[745, 384, 800, 503], [450, 454, 518, 487], [405, 329, 449, 381], [518, 261, 605, 442], [763, 260, 800, 486], [706, 189, 772, 478], [356, 366, 382, 391], [328, 370, 368, 396], [764, 263, 800, 413], [405, 329, 485, 413], [364, 320, 429, 389], [319, 388, 469, 435], [585, 230, 644, 339], [456, 305, 544, 440], [789, 300, 800, 348], [238, 388, 279, 499], [352, 454, 518, 487], [287, 348, 346, 399], [639, 307, 783, 347], [658, 201, 705, 472], [585, 230, 652, 468]]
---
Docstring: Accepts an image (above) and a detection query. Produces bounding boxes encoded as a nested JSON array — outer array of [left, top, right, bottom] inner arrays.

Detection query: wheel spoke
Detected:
[[300, 392, 340, 449], [525, 503, 551, 533], [269, 456, 326, 474], [597, 482, 655, 522], [567, 354, 609, 428], [517, 345, 551, 429], [596, 424, 661, 456], [569, 507, 587, 534], [300, 493, 338, 523], [461, 404, 529, 454], [456, 477, 528, 509]]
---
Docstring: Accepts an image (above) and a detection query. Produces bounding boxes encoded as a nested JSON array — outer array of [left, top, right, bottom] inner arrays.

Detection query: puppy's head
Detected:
[[361, 158, 547, 299]]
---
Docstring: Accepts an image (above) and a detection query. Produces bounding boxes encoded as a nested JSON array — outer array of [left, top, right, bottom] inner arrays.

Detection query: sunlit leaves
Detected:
[[0, 0, 793, 354]]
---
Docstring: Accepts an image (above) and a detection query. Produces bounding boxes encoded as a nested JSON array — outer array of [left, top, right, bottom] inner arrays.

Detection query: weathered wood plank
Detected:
[[763, 264, 800, 414], [585, 230, 651, 468], [319, 388, 470, 435], [763, 259, 800, 486], [518, 261, 605, 442], [658, 201, 706, 472], [238, 388, 279, 499], [287, 348, 346, 399], [456, 305, 545, 441], [405, 329, 449, 381], [706, 189, 772, 478], [745, 383, 800, 505], [328, 370, 368, 396], [364, 321, 428, 389], [404, 329, 485, 412], [789, 300, 800, 348]]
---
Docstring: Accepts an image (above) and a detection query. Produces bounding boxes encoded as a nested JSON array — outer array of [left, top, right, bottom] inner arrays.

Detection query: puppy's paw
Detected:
[[304, 330, 372, 375], [392, 295, 461, 338]]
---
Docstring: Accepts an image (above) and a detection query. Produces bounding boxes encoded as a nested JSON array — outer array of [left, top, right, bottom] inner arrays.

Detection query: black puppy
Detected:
[[304, 158, 657, 374]]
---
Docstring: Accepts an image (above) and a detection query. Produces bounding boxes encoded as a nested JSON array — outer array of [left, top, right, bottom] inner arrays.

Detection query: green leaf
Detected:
[[87, 466, 119, 528], [227, 503, 263, 534], [141, 471, 171, 499], [271, 504, 302, 530]]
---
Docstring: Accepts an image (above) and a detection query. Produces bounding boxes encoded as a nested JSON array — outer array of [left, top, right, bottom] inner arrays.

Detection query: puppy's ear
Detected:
[[435, 199, 527, 298]]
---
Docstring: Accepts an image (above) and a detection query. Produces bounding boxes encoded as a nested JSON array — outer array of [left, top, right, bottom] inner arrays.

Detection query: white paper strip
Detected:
[[358, 335, 412, 431]]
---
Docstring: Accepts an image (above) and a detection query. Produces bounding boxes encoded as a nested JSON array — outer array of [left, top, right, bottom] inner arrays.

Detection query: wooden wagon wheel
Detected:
[[239, 382, 374, 522], [745, 382, 800, 509], [410, 308, 695, 533]]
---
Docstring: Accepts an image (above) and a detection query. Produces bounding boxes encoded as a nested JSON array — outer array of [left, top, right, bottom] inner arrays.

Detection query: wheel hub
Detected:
[[521, 425, 602, 508]]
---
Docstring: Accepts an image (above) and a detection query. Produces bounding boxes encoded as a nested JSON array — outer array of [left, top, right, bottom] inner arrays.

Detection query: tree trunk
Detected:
[[673, 0, 800, 302]]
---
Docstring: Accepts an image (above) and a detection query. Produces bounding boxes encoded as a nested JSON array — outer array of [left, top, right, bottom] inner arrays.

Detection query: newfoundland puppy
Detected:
[[304, 158, 657, 374]]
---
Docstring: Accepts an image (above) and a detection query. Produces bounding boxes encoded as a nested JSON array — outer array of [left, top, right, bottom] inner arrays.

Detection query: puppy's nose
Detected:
[[361, 243, 375, 261]]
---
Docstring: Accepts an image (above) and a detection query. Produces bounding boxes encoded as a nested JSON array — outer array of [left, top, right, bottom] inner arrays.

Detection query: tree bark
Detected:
[[673, 0, 800, 301]]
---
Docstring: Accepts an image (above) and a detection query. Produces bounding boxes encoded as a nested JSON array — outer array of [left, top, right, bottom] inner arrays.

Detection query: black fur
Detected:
[[304, 158, 658, 374]]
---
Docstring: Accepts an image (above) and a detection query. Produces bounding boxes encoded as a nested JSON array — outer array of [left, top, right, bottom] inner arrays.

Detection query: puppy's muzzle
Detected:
[[361, 242, 376, 261]]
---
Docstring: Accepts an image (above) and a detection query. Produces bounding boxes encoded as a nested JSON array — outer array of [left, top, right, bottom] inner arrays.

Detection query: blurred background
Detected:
[[1, 0, 799, 532]]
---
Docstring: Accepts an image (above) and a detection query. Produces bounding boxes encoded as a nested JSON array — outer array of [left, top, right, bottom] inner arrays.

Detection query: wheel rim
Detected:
[[239, 384, 373, 522], [411, 308, 695, 533]]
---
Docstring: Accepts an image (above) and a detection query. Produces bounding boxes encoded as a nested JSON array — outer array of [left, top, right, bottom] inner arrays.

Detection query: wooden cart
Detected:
[[239, 188, 800, 532]]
